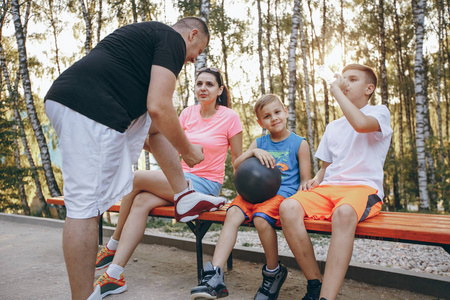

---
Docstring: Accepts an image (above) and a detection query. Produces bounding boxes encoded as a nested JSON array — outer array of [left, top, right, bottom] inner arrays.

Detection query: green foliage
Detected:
[[222, 151, 237, 201], [0, 97, 31, 212]]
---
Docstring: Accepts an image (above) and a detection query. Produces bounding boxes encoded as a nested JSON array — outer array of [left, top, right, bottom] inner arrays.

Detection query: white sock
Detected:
[[266, 264, 280, 273], [174, 187, 190, 201], [106, 264, 123, 280], [106, 237, 119, 251]]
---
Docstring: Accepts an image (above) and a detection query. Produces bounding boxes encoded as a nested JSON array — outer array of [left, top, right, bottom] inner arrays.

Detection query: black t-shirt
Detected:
[[45, 22, 186, 133]]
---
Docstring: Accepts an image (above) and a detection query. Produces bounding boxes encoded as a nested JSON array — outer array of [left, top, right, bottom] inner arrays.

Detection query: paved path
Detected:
[[0, 216, 440, 300]]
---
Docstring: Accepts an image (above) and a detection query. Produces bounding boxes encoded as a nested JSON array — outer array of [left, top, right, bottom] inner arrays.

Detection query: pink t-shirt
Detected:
[[179, 105, 242, 184]]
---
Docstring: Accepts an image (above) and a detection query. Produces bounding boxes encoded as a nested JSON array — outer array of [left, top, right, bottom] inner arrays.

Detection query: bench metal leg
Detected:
[[227, 251, 233, 270], [99, 213, 103, 245], [186, 219, 213, 282]]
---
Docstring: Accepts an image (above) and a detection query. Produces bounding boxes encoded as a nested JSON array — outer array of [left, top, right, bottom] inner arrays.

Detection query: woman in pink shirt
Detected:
[[93, 67, 243, 297]]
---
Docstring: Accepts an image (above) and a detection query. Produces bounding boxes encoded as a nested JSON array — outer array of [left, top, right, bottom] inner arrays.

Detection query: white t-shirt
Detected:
[[316, 104, 393, 199]]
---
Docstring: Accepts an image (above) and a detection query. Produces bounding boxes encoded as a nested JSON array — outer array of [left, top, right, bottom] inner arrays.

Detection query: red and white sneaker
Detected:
[[175, 181, 227, 222]]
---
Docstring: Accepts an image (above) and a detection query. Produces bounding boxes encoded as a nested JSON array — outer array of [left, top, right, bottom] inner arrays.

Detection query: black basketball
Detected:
[[234, 156, 282, 204]]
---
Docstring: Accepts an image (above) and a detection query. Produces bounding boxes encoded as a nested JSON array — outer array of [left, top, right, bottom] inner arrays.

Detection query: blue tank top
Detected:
[[256, 132, 304, 198]]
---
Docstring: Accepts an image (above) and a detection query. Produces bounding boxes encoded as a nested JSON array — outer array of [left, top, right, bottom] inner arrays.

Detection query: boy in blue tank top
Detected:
[[191, 94, 312, 300]]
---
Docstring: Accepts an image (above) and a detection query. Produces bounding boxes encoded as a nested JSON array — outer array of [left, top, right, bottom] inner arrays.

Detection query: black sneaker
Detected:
[[190, 261, 229, 299], [254, 263, 288, 300], [302, 279, 322, 300]]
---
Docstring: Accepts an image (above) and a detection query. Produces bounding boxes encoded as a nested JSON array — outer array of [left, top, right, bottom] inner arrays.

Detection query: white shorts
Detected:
[[45, 100, 151, 219]]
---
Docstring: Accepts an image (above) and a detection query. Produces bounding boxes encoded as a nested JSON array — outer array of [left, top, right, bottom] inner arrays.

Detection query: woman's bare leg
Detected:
[[112, 191, 172, 268]]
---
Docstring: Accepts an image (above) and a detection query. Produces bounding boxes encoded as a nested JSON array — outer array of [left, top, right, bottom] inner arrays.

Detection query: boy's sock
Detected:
[[265, 263, 280, 273], [106, 264, 124, 280], [106, 237, 119, 251]]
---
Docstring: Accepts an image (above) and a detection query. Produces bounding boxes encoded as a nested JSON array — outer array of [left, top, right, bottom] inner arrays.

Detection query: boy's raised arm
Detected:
[[330, 75, 380, 133]]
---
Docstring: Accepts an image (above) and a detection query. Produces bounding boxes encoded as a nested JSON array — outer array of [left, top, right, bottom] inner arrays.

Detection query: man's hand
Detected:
[[180, 144, 204, 168]]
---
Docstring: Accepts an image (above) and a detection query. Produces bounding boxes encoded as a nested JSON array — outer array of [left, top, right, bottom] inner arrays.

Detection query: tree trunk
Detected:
[[266, 0, 273, 94], [340, 0, 346, 65], [145, 151, 150, 170], [274, 0, 286, 104], [436, 0, 445, 168], [257, 0, 265, 95], [220, 0, 230, 86], [422, 60, 437, 207], [11, 0, 62, 201], [377, 0, 388, 106], [79, 0, 92, 55], [288, 0, 301, 133], [195, 0, 209, 72], [321, 0, 329, 125], [412, 0, 429, 209], [47, 0, 62, 75], [194, 0, 209, 104], [298, 3, 318, 173], [131, 0, 138, 23], [378, 0, 399, 208], [97, 0, 103, 43]]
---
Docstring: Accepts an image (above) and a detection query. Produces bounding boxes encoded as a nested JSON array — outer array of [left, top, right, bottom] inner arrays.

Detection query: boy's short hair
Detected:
[[342, 64, 377, 99], [254, 94, 284, 118]]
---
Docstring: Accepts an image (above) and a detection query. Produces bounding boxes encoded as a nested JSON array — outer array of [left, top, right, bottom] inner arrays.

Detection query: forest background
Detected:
[[0, 0, 448, 220]]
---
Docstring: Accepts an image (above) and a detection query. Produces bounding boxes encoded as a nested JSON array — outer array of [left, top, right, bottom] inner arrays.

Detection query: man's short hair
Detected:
[[254, 94, 284, 118], [173, 17, 210, 45]]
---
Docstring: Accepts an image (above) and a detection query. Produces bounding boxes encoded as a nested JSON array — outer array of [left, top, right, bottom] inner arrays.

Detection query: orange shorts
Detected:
[[229, 195, 285, 227], [290, 185, 382, 222]]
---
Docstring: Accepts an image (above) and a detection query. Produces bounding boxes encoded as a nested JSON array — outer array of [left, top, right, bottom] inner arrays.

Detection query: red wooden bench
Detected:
[[47, 196, 450, 281]]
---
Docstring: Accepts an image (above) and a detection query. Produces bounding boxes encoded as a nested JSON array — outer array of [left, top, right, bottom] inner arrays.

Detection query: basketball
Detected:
[[234, 156, 282, 204]]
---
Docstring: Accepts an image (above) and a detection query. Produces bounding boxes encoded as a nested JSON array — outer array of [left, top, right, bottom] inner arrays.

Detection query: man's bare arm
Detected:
[[147, 66, 203, 167]]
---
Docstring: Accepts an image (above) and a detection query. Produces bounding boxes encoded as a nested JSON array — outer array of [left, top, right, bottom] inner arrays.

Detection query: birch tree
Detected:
[[436, 0, 445, 168], [266, 0, 274, 93], [298, 2, 318, 173], [11, 0, 62, 199], [274, 0, 286, 104], [288, 0, 301, 133], [257, 0, 265, 95], [412, 0, 429, 209], [79, 0, 92, 55], [195, 0, 209, 72]]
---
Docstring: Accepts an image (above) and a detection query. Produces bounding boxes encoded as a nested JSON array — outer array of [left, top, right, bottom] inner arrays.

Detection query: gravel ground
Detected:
[[145, 226, 450, 278]]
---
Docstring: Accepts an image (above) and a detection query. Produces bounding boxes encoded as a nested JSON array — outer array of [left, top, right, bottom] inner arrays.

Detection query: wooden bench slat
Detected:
[[46, 196, 450, 245], [46, 196, 450, 282]]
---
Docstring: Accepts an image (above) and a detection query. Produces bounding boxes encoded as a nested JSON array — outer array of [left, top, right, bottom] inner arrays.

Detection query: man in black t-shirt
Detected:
[[45, 17, 225, 300]]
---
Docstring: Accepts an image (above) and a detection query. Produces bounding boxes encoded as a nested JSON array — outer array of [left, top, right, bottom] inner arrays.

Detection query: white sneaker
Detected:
[[87, 285, 101, 300], [174, 180, 226, 222]]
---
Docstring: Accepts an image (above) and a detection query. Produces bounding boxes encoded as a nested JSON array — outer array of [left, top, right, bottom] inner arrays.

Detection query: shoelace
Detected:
[[259, 274, 275, 295], [200, 271, 215, 286]]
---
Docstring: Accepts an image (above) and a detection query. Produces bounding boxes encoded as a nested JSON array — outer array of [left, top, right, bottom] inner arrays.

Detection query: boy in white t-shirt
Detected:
[[279, 64, 393, 300]]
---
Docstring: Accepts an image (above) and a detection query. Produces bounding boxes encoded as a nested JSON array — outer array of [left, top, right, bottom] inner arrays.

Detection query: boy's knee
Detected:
[[333, 204, 357, 226], [253, 216, 270, 229], [225, 206, 245, 225], [279, 198, 303, 220]]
